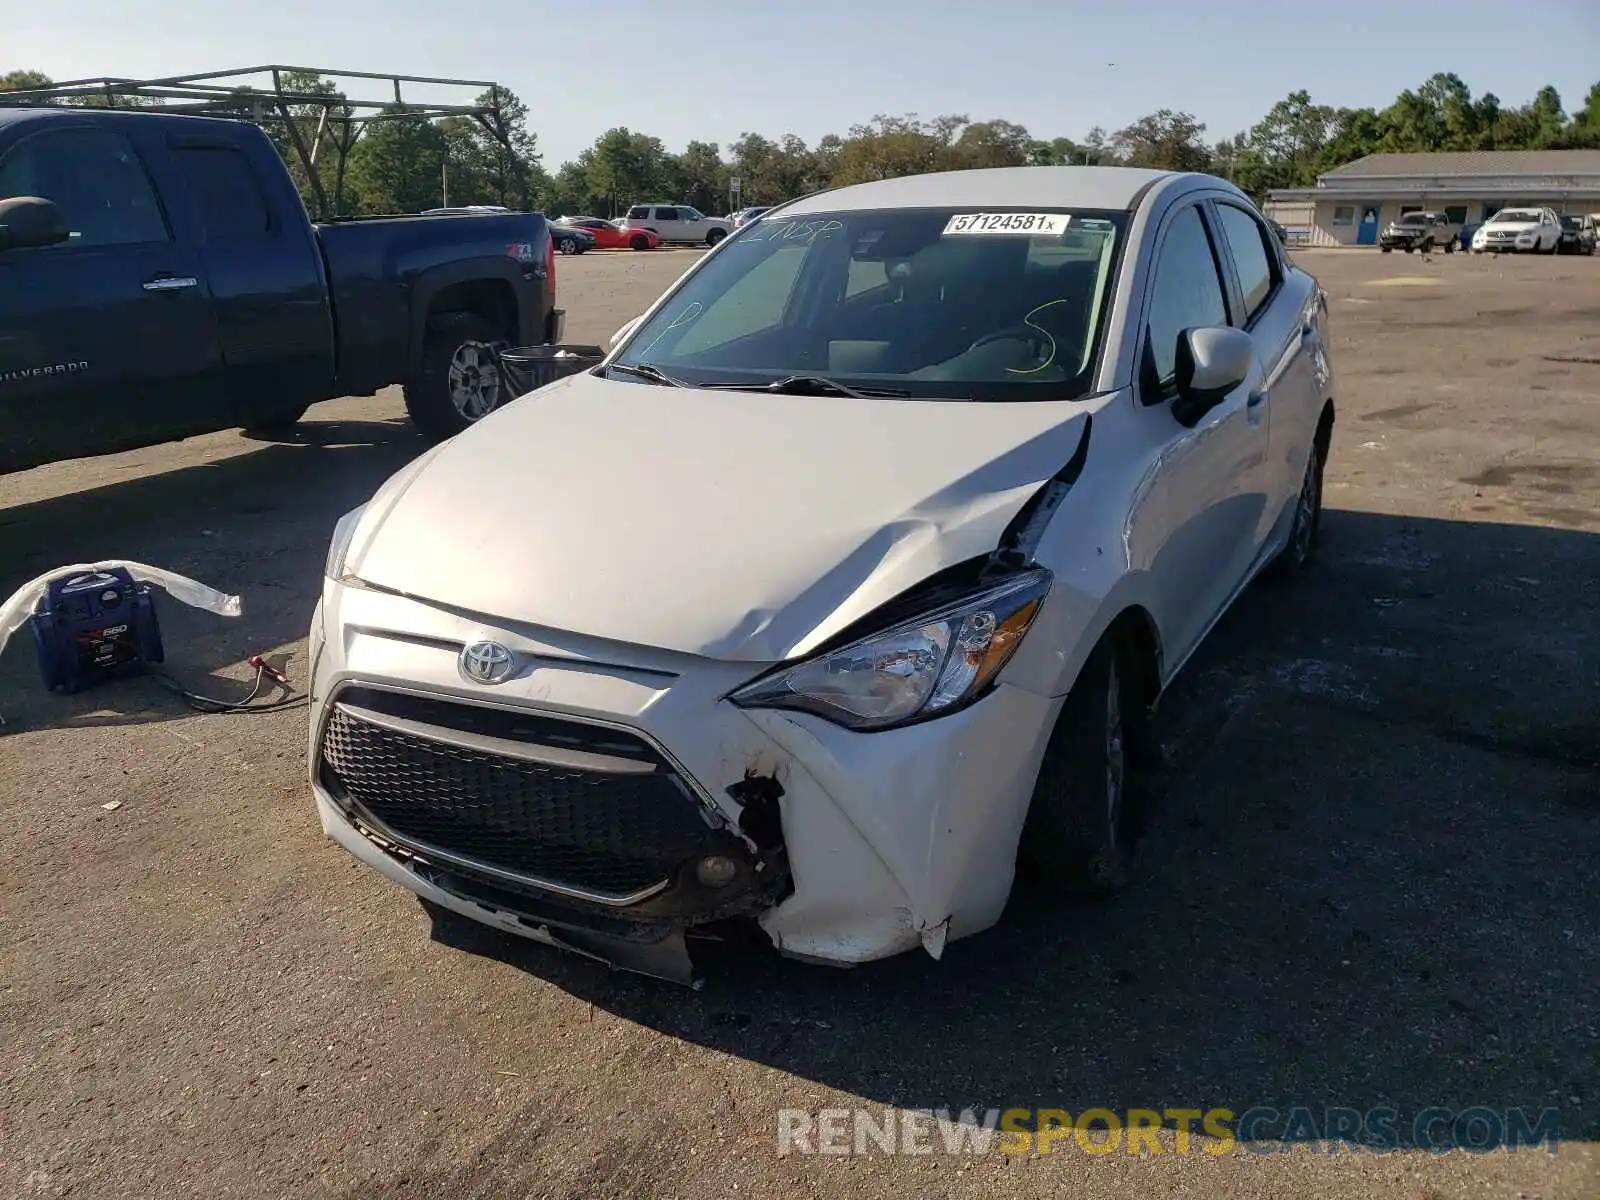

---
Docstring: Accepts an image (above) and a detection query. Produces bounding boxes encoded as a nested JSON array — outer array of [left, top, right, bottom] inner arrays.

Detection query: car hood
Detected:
[[346, 373, 1093, 662], [1481, 220, 1539, 233]]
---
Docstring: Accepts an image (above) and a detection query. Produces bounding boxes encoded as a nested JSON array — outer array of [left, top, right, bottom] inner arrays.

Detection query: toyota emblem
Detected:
[[459, 640, 515, 685]]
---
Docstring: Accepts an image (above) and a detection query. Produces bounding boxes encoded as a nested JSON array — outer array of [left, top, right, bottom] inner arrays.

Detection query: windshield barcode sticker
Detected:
[[943, 213, 1070, 237]]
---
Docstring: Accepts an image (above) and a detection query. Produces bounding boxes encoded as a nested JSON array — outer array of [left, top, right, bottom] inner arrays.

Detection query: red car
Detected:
[[556, 217, 661, 251]]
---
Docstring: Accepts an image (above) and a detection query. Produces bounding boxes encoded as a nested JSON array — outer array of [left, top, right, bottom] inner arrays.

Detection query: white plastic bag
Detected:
[[0, 560, 242, 661]]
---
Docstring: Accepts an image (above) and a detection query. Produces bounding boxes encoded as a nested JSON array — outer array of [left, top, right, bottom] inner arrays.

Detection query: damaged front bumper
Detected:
[[308, 584, 1062, 984]]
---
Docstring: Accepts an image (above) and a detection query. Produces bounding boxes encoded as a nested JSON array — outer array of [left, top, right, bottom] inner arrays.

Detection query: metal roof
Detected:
[[1321, 150, 1600, 180], [782, 166, 1184, 215]]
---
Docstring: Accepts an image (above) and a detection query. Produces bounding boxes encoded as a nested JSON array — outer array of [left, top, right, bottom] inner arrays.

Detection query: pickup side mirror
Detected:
[[610, 316, 643, 347], [1171, 326, 1252, 427], [0, 196, 70, 252]]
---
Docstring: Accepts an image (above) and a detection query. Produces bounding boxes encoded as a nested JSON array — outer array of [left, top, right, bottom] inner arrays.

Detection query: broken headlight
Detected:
[[730, 569, 1052, 731]]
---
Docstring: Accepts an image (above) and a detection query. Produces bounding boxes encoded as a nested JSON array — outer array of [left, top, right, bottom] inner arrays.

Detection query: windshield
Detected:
[[1560, 216, 1580, 229], [610, 207, 1128, 402], [1397, 214, 1428, 226], [1492, 210, 1539, 223]]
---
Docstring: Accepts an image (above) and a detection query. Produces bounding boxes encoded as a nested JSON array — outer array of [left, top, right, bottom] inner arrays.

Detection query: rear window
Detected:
[[612, 207, 1128, 402], [626, 206, 649, 219]]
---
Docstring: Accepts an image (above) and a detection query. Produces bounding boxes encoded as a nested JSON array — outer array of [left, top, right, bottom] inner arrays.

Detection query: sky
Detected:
[[7, 0, 1598, 168]]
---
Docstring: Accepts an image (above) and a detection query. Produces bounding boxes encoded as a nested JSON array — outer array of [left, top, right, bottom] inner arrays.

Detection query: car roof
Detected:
[[0, 104, 248, 135], [780, 165, 1184, 216]]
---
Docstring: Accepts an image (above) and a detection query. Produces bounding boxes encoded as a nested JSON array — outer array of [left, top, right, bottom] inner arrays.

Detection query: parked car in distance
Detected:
[[733, 206, 771, 228], [1472, 206, 1562, 254], [309, 165, 1335, 984], [618, 204, 732, 246], [0, 106, 563, 472], [423, 205, 511, 215], [1556, 214, 1596, 255], [548, 224, 594, 255], [556, 215, 661, 251], [1380, 210, 1457, 254]]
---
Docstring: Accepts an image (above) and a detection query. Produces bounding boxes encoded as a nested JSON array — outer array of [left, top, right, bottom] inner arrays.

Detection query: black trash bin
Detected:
[[498, 344, 607, 400]]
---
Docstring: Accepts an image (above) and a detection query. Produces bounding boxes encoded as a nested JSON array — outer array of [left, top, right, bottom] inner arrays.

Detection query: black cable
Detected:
[[150, 664, 309, 715]]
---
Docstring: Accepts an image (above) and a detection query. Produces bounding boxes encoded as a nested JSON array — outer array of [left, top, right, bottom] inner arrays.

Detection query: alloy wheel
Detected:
[[447, 341, 502, 421]]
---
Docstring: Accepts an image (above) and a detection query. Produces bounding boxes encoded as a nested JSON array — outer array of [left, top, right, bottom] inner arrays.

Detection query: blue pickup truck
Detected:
[[0, 105, 565, 474]]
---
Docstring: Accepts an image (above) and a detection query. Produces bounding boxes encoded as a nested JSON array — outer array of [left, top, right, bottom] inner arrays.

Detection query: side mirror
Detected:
[[609, 316, 643, 348], [0, 196, 71, 251], [1171, 326, 1252, 427]]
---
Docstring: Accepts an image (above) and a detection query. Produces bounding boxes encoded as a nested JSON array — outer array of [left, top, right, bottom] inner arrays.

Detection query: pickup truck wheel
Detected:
[[1381, 245, 1392, 253], [404, 314, 507, 441], [705, 228, 726, 246], [1019, 636, 1147, 896], [630, 234, 650, 250]]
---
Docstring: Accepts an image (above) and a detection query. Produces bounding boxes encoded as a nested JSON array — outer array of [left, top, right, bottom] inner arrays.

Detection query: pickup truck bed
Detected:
[[0, 105, 563, 474]]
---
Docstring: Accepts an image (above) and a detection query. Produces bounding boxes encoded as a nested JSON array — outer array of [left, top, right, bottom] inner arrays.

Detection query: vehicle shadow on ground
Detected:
[[430, 507, 1600, 1147], [0, 418, 424, 732]]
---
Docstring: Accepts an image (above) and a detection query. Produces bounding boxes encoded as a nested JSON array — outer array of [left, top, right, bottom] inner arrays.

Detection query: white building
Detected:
[[1265, 150, 1600, 247]]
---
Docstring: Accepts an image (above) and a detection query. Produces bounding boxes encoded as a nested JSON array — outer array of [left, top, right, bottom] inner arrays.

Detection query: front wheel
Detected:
[[1020, 636, 1150, 895], [1265, 436, 1326, 580], [402, 312, 507, 442], [1381, 245, 1392, 254], [629, 233, 650, 250], [705, 228, 727, 246]]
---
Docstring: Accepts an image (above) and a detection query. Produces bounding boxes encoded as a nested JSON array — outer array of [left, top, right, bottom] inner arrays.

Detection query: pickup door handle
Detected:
[[143, 275, 199, 292]]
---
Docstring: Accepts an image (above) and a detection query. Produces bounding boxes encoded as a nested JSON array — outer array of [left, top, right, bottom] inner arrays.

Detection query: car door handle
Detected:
[[143, 275, 199, 292]]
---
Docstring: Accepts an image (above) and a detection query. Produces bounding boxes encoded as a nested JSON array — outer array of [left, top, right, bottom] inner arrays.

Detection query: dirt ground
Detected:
[[1, 246, 1597, 1200]]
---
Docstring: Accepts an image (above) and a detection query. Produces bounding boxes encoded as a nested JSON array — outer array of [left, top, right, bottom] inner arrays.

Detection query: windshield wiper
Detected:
[[606, 361, 688, 388], [766, 375, 904, 398], [704, 374, 910, 398]]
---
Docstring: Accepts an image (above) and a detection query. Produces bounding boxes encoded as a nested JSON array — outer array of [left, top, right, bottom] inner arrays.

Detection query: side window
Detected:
[[654, 207, 680, 221], [1143, 205, 1229, 392], [170, 146, 270, 240], [0, 127, 168, 248], [669, 244, 807, 356], [1214, 202, 1279, 323], [626, 206, 649, 220]]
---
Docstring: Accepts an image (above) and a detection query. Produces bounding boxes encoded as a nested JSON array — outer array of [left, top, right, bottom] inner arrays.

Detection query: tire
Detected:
[[1420, 238, 1434, 253], [1019, 636, 1148, 895], [241, 403, 311, 438], [630, 233, 650, 251], [1264, 433, 1326, 580], [557, 236, 581, 255], [1381, 245, 1392, 253], [1404, 245, 1414, 254], [705, 228, 727, 247], [402, 312, 507, 443]]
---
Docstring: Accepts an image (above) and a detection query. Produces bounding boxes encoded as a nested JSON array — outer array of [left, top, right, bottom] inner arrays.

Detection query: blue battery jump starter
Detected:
[[29, 568, 165, 693]]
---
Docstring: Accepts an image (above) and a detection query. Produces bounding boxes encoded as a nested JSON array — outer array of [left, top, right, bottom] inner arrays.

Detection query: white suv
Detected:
[[1472, 206, 1562, 254], [618, 204, 732, 246]]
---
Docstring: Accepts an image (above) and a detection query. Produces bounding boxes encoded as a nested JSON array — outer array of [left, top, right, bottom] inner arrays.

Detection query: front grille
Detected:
[[319, 690, 744, 902]]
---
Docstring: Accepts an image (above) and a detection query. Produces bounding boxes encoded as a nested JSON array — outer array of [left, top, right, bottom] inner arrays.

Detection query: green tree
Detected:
[[0, 69, 53, 96], [345, 108, 450, 214], [584, 127, 670, 215], [1111, 110, 1211, 171]]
